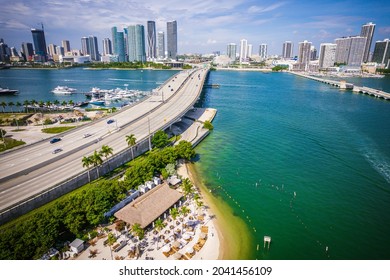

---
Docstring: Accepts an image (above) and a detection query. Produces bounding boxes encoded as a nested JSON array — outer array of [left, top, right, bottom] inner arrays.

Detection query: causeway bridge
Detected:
[[291, 72, 390, 100], [0, 67, 209, 225]]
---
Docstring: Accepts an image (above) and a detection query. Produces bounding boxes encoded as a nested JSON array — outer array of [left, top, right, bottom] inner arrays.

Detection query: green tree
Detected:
[[165, 163, 176, 176], [131, 223, 144, 240], [180, 206, 190, 217], [1, 101, 7, 113], [16, 101, 22, 113], [8, 102, 14, 113], [23, 100, 30, 113], [154, 218, 164, 232], [203, 120, 214, 130], [175, 140, 195, 160], [82, 156, 93, 182], [91, 150, 103, 177], [100, 145, 113, 160], [151, 130, 169, 148], [182, 178, 194, 198], [125, 134, 137, 160], [169, 207, 179, 220]]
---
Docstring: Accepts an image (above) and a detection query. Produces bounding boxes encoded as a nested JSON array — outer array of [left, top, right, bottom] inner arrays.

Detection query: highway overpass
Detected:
[[0, 67, 209, 224]]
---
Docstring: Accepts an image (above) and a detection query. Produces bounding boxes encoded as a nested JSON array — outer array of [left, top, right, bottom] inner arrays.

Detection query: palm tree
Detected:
[[1, 101, 7, 113], [7, 102, 14, 113], [126, 134, 137, 160], [45, 100, 52, 111], [180, 206, 190, 217], [23, 100, 30, 113], [169, 207, 179, 221], [100, 145, 113, 170], [154, 218, 164, 249], [131, 223, 144, 240], [68, 100, 74, 107], [61, 100, 67, 107], [16, 101, 22, 113], [182, 178, 194, 198], [91, 150, 103, 177], [82, 156, 93, 182]]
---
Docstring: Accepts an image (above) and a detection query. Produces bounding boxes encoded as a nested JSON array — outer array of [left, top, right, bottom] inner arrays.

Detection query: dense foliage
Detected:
[[203, 120, 214, 130], [377, 68, 390, 74], [151, 130, 169, 148], [0, 141, 195, 259], [271, 65, 289, 71]]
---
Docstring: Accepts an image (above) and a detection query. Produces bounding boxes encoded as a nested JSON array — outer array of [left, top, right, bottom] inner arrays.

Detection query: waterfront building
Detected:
[[227, 43, 237, 62], [239, 39, 248, 63], [247, 44, 253, 58], [297, 40, 312, 71], [282, 41, 293, 58], [31, 28, 48, 62], [102, 38, 112, 55], [167, 20, 178, 59], [21, 42, 34, 61], [310, 46, 317, 60], [147, 21, 157, 60], [48, 44, 57, 56], [0, 40, 10, 62], [88, 36, 100, 61], [116, 31, 126, 62], [360, 22, 376, 62], [56, 46, 64, 56], [81, 37, 90, 56], [127, 25, 146, 62], [111, 27, 118, 56], [372, 39, 390, 68], [157, 31, 165, 59], [62, 40, 71, 53], [319, 43, 337, 69], [259, 43, 267, 60], [335, 36, 366, 66]]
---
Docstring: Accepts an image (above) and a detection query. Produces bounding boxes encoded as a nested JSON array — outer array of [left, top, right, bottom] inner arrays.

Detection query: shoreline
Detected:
[[185, 162, 254, 259]]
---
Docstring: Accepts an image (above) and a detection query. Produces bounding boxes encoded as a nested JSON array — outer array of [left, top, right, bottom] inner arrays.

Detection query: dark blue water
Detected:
[[194, 71, 390, 259]]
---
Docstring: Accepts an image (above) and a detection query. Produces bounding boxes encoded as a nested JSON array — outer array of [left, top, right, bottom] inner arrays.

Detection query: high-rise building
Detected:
[[335, 36, 366, 66], [147, 21, 157, 60], [259, 43, 267, 59], [282, 41, 293, 58], [56, 46, 64, 56], [31, 28, 48, 62], [360, 22, 375, 62], [247, 44, 253, 58], [127, 25, 146, 62], [167, 20, 177, 59], [116, 32, 126, 62], [157, 31, 165, 59], [319, 43, 337, 69], [0, 41, 10, 62], [48, 44, 57, 56], [103, 38, 112, 55], [227, 43, 237, 61], [21, 42, 34, 61], [88, 36, 100, 61], [62, 40, 71, 53], [310, 46, 317, 60], [297, 40, 312, 71], [372, 39, 390, 68], [239, 39, 248, 63], [81, 37, 90, 56], [111, 27, 118, 55]]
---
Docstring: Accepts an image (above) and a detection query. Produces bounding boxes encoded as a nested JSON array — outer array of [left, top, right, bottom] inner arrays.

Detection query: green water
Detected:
[[194, 71, 390, 260]]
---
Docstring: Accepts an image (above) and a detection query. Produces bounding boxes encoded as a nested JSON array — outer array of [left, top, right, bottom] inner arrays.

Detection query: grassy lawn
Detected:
[[41, 126, 76, 134], [0, 137, 26, 152]]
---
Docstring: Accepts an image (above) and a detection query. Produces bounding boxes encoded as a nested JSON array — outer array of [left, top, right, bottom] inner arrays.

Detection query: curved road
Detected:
[[0, 67, 209, 213]]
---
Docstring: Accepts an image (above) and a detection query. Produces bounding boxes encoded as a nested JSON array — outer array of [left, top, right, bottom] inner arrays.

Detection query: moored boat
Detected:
[[52, 86, 77, 95], [0, 86, 19, 95]]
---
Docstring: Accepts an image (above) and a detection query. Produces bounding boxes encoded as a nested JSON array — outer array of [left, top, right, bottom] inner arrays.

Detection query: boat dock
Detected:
[[291, 72, 390, 100]]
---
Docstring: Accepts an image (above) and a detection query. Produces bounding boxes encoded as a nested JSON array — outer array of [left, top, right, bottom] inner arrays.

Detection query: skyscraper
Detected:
[[127, 25, 146, 62], [111, 27, 118, 55], [282, 41, 293, 58], [103, 38, 112, 55], [48, 44, 57, 56], [147, 21, 157, 60], [259, 43, 267, 59], [360, 22, 375, 63], [239, 39, 248, 63], [310, 46, 317, 60], [247, 44, 253, 58], [227, 43, 237, 61], [31, 27, 48, 62], [62, 40, 71, 53], [319, 43, 337, 69], [372, 39, 390, 68], [157, 31, 165, 59], [21, 42, 34, 61], [56, 46, 64, 56], [297, 40, 312, 71], [81, 37, 90, 56], [116, 32, 126, 62], [167, 21, 177, 59], [88, 36, 100, 61], [335, 36, 366, 66]]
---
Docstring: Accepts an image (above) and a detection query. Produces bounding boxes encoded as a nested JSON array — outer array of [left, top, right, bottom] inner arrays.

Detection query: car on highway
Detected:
[[107, 119, 115, 124], [52, 148, 63, 154], [83, 133, 92, 138], [50, 138, 61, 144]]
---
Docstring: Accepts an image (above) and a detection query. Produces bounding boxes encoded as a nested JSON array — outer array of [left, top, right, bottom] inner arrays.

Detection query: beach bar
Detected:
[[114, 182, 183, 228]]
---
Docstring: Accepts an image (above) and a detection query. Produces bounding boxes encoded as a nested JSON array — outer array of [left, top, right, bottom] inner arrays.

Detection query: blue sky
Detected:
[[1, 0, 390, 56]]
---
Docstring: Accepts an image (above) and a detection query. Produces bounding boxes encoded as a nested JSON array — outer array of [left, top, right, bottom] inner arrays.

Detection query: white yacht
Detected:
[[52, 86, 77, 95]]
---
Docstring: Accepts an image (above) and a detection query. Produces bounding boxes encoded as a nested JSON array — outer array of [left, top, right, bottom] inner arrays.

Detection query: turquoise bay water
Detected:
[[195, 71, 390, 259]]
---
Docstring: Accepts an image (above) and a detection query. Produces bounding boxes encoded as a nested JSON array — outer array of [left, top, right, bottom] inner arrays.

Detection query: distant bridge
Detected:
[[291, 72, 390, 100]]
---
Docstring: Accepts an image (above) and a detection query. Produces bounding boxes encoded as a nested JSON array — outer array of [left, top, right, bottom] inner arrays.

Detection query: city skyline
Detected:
[[1, 0, 389, 56]]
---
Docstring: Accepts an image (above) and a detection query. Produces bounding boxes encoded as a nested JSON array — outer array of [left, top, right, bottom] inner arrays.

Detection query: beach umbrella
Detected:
[[186, 247, 194, 254], [162, 244, 171, 253], [182, 233, 191, 240]]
